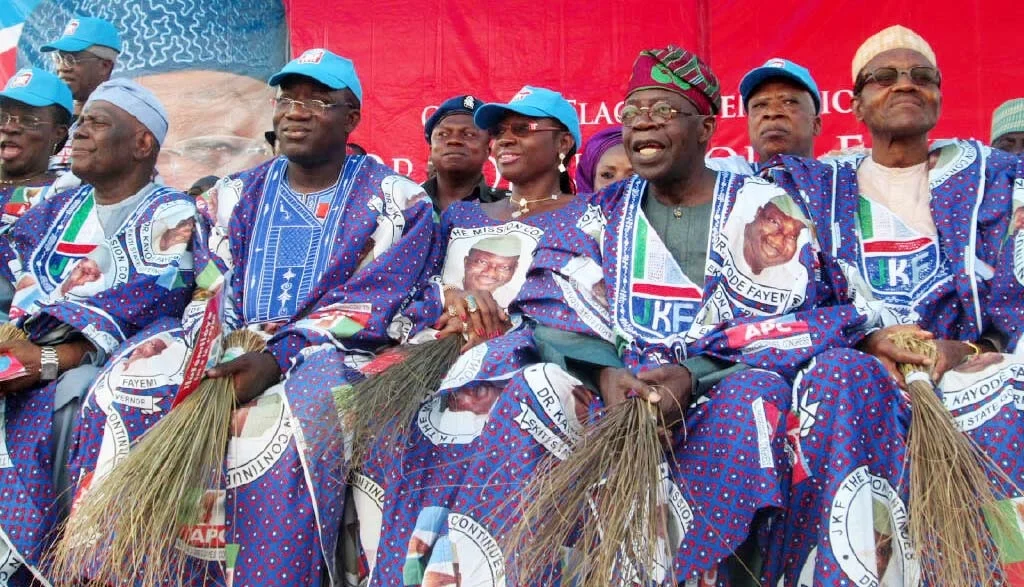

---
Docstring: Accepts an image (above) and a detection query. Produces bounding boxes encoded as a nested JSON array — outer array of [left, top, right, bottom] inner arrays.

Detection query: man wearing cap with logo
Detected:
[[0, 77, 196, 584], [38, 16, 120, 178], [707, 58, 822, 174], [183, 48, 436, 585], [992, 98, 1024, 155], [422, 95, 508, 213], [755, 25, 1024, 585]]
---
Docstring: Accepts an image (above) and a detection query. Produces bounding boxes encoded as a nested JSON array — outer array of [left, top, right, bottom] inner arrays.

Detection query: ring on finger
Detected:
[[447, 305, 458, 317], [465, 295, 479, 313]]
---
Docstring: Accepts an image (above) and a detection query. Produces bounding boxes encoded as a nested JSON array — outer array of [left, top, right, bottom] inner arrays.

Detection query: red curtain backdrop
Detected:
[[286, 0, 1024, 182]]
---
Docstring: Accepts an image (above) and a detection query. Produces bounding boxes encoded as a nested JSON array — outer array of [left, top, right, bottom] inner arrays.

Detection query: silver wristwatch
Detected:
[[40, 346, 59, 381]]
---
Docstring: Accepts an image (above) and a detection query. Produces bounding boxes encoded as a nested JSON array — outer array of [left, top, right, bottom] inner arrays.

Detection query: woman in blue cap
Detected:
[[342, 85, 601, 585], [0, 67, 74, 319]]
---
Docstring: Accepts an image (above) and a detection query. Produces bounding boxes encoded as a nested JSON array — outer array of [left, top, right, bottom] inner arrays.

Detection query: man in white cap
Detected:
[[0, 77, 196, 584], [992, 98, 1024, 155], [757, 24, 1024, 585]]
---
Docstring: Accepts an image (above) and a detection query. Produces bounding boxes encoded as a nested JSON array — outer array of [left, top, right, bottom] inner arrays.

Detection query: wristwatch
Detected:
[[40, 346, 59, 381]]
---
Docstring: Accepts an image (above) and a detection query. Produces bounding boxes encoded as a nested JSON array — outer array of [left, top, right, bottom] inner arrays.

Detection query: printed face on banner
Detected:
[[58, 245, 115, 298], [418, 383, 502, 445], [1013, 180, 1024, 286], [118, 332, 188, 383], [442, 224, 542, 308], [706, 181, 812, 320]]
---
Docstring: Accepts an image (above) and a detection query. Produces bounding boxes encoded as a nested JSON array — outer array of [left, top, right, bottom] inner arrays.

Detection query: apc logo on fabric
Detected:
[[63, 19, 80, 35], [510, 88, 532, 103], [297, 48, 326, 64], [10, 70, 32, 88]]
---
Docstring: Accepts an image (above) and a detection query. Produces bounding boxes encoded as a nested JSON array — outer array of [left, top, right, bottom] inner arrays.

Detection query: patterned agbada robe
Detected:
[[753, 142, 1024, 586], [353, 169, 867, 586], [0, 183, 196, 585], [66, 154, 438, 587]]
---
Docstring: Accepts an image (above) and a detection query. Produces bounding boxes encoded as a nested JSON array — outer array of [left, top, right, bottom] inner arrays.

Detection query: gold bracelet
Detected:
[[963, 341, 982, 357], [442, 283, 461, 293]]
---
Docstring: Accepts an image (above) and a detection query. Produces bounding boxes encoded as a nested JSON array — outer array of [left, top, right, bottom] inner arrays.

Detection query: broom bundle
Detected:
[[335, 335, 462, 466], [48, 328, 265, 587], [0, 323, 28, 342], [892, 332, 1015, 587], [503, 394, 668, 586]]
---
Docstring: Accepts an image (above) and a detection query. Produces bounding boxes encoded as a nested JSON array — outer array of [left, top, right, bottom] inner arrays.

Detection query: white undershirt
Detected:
[[856, 157, 936, 235]]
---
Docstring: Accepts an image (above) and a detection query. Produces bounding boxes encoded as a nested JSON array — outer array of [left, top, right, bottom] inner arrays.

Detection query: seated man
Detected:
[[706, 58, 821, 174], [0, 78, 195, 584], [63, 48, 437, 586]]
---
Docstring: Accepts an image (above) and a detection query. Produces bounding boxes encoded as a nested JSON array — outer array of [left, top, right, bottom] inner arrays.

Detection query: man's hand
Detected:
[[0, 340, 42, 393], [858, 325, 934, 389], [206, 351, 281, 405], [931, 339, 976, 383], [637, 365, 692, 428]]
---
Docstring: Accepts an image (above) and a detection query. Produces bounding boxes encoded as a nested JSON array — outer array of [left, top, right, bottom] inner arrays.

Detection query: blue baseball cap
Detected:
[[740, 58, 821, 114], [474, 86, 581, 149], [0, 68, 74, 117], [268, 48, 363, 103], [424, 95, 485, 143], [40, 17, 122, 54]]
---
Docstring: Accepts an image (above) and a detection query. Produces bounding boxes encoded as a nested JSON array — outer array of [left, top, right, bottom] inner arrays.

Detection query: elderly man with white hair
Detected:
[[0, 77, 196, 585]]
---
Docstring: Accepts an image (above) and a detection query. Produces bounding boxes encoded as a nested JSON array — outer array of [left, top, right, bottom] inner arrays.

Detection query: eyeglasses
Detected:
[[272, 97, 354, 117], [488, 121, 564, 138], [858, 66, 941, 91], [620, 102, 702, 127], [0, 111, 50, 131], [52, 52, 104, 68], [158, 135, 273, 169]]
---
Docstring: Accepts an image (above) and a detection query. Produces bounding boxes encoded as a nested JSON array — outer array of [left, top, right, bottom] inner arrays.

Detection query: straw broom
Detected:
[[503, 393, 668, 585], [48, 329, 265, 587], [891, 332, 1014, 587], [335, 335, 461, 466], [0, 323, 28, 343]]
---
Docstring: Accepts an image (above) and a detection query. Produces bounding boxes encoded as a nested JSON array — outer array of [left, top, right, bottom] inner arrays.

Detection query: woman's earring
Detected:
[[558, 152, 566, 173]]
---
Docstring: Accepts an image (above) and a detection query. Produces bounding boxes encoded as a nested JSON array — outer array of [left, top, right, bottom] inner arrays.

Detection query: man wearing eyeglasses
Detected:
[[182, 48, 437, 585], [752, 25, 1024, 585], [422, 95, 508, 213], [38, 17, 120, 179]]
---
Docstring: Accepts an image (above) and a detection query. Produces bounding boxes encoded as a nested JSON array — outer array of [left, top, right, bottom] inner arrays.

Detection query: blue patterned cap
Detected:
[[474, 85, 582, 148], [18, 0, 287, 81], [268, 49, 363, 102]]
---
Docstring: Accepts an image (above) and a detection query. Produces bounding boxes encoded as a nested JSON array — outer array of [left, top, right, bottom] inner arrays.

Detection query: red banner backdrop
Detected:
[[1, 1, 1021, 187], [286, 0, 1024, 183]]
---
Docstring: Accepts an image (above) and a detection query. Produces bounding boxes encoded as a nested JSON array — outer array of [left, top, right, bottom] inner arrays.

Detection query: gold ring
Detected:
[[448, 305, 458, 317]]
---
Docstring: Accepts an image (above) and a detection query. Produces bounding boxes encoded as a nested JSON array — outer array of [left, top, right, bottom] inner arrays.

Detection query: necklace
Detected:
[[509, 193, 560, 219], [0, 169, 50, 187]]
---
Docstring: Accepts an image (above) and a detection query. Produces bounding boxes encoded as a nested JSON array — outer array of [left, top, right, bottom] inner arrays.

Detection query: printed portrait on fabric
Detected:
[[115, 331, 189, 388], [417, 383, 503, 446], [57, 245, 115, 299], [405, 507, 506, 587], [150, 204, 196, 256], [441, 223, 543, 308]]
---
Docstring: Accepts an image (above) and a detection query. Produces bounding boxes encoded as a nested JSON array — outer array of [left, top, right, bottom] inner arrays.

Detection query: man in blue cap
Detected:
[[0, 77, 196, 585], [120, 48, 436, 585], [40, 16, 121, 117], [707, 58, 822, 174], [422, 95, 508, 212]]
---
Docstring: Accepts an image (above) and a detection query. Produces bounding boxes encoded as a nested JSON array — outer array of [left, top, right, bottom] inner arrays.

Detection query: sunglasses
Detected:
[[488, 121, 564, 138], [857, 66, 941, 92]]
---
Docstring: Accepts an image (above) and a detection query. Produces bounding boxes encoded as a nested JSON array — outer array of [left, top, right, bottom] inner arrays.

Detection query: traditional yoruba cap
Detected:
[[86, 78, 168, 145], [269, 48, 363, 103], [740, 58, 821, 114], [626, 45, 721, 115], [469, 235, 522, 257], [474, 85, 582, 148], [40, 16, 121, 53], [991, 99, 1024, 143], [851, 25, 936, 83], [19, 0, 287, 80], [575, 126, 624, 194], [767, 194, 810, 227], [424, 95, 484, 143], [0, 67, 73, 117]]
